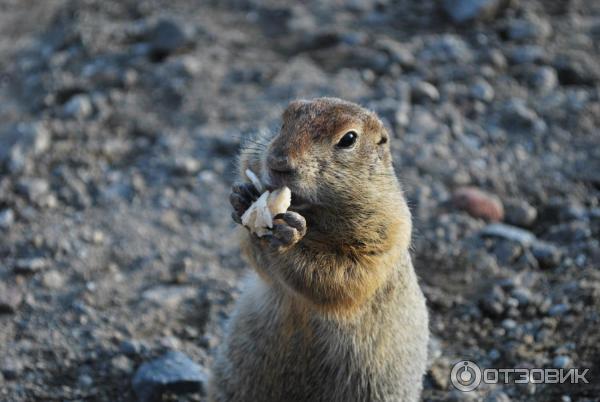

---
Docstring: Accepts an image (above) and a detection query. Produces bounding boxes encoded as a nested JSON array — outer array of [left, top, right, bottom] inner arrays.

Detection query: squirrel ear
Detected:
[[284, 99, 310, 119]]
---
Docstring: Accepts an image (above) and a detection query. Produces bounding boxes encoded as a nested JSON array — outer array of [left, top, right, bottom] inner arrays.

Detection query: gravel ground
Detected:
[[0, 0, 599, 401]]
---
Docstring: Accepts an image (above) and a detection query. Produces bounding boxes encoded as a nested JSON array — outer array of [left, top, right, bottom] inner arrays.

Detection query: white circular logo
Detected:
[[450, 360, 482, 392]]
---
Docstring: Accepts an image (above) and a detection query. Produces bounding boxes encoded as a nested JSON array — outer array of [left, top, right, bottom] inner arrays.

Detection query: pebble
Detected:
[[470, 79, 495, 102], [531, 241, 562, 269], [507, 45, 546, 65], [78, 374, 94, 388], [420, 35, 474, 63], [173, 156, 201, 175], [0, 208, 15, 229], [120, 339, 149, 356], [530, 66, 558, 92], [493, 241, 521, 265], [481, 223, 536, 246], [553, 355, 571, 368], [548, 304, 569, 316], [0, 284, 23, 313], [0, 358, 23, 380], [142, 285, 197, 309], [501, 318, 517, 330], [16, 178, 50, 202], [41, 271, 65, 289], [442, 0, 502, 23], [504, 199, 537, 227], [553, 51, 600, 86], [411, 81, 440, 102], [111, 355, 134, 373], [132, 350, 208, 401], [64, 94, 93, 119], [14, 257, 48, 273], [452, 186, 504, 222], [0, 122, 50, 173], [506, 17, 551, 41], [146, 18, 194, 57], [501, 99, 546, 133]]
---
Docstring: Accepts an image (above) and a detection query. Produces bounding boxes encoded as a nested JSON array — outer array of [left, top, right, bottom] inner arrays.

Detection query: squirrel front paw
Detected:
[[229, 182, 260, 224], [268, 211, 307, 249]]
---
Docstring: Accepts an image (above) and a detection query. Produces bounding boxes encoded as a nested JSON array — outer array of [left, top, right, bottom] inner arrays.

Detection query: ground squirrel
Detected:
[[210, 97, 429, 402]]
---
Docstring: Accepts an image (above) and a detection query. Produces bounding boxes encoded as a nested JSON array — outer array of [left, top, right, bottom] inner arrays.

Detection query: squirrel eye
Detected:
[[337, 131, 358, 148]]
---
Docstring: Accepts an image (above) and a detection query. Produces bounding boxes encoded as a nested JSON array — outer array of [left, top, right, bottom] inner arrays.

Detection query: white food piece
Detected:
[[267, 187, 291, 216], [240, 170, 292, 237], [241, 191, 273, 237], [245, 169, 264, 193]]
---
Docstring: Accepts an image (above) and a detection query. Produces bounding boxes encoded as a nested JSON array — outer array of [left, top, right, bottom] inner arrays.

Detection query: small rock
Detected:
[[442, 0, 503, 24], [0, 358, 23, 380], [480, 223, 536, 246], [428, 358, 450, 390], [501, 318, 517, 330], [41, 271, 65, 289], [14, 257, 48, 274], [132, 351, 208, 402], [64, 94, 93, 119], [506, 17, 551, 41], [493, 240, 522, 265], [16, 178, 50, 202], [553, 355, 571, 368], [199, 335, 219, 350], [0, 122, 51, 173], [480, 286, 506, 317], [146, 18, 194, 57], [0, 209, 15, 229], [78, 374, 94, 388], [548, 304, 569, 316], [411, 81, 439, 103], [553, 51, 600, 86], [501, 99, 545, 133], [452, 186, 504, 221], [120, 339, 149, 356], [420, 35, 474, 63], [173, 156, 201, 175], [0, 284, 23, 314], [529, 66, 558, 92], [142, 286, 196, 309], [111, 355, 134, 373], [470, 79, 494, 102], [507, 45, 546, 65], [531, 241, 562, 269], [504, 199, 537, 227]]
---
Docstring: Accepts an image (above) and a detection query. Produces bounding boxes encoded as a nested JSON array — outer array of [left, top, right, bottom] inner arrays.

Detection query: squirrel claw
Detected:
[[268, 211, 307, 249], [230, 182, 260, 224]]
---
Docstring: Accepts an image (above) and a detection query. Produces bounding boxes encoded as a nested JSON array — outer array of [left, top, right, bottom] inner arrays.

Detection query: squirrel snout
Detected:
[[267, 154, 296, 175]]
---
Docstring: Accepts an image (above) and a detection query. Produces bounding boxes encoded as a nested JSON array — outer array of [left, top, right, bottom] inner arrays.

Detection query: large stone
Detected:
[[480, 223, 536, 246], [452, 187, 504, 221], [132, 351, 207, 402]]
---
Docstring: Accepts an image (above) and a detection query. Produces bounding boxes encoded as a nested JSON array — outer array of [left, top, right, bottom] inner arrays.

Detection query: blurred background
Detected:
[[0, 0, 599, 401]]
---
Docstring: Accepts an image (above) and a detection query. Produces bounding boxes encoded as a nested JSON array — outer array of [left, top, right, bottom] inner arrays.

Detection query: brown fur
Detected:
[[210, 98, 429, 401]]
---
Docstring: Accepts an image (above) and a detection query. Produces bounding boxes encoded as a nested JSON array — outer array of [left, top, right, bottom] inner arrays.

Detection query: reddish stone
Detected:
[[452, 186, 504, 221]]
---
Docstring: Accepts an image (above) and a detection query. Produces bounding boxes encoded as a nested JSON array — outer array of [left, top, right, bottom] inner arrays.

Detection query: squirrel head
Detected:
[[261, 97, 395, 208]]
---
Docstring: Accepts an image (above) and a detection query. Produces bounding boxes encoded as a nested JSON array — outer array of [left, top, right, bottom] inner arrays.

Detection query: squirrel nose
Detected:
[[267, 154, 296, 175]]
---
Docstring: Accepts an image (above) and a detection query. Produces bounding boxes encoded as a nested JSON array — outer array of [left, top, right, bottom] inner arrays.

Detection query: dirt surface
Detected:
[[0, 0, 599, 401]]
